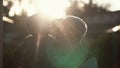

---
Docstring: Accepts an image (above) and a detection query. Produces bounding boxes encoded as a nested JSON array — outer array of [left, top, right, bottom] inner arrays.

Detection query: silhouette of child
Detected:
[[14, 14, 97, 68], [13, 13, 53, 68]]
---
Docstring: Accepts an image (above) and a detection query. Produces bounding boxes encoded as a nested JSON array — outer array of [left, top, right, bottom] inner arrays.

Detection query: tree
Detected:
[[65, 0, 111, 17]]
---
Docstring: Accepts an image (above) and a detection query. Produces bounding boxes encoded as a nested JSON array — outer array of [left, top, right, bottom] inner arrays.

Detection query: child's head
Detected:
[[26, 14, 49, 36]]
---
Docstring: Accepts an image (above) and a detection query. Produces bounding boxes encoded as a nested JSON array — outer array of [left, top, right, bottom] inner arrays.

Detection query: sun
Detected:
[[33, 0, 70, 19], [8, 0, 70, 19]]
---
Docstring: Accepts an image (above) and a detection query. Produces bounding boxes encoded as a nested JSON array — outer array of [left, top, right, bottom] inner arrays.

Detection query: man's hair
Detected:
[[59, 15, 87, 43]]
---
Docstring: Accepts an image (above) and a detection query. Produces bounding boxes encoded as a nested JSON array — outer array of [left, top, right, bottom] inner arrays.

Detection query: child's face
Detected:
[[27, 13, 50, 35]]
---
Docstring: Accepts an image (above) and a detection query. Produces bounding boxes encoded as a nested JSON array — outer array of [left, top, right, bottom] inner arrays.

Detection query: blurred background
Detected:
[[3, 0, 120, 68]]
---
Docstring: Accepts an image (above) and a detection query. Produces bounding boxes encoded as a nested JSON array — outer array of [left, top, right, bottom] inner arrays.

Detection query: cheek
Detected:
[[67, 29, 81, 41], [56, 31, 65, 40]]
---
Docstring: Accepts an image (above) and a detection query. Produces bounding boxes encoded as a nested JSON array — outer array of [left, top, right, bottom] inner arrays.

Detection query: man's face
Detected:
[[49, 16, 87, 45], [57, 20, 82, 44]]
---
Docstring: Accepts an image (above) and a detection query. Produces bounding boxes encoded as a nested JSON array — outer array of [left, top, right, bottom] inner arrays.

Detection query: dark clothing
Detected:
[[14, 36, 97, 68], [46, 38, 89, 68], [14, 36, 53, 68]]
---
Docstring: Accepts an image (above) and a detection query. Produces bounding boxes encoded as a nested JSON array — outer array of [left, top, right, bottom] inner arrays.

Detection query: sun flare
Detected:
[[33, 0, 70, 19]]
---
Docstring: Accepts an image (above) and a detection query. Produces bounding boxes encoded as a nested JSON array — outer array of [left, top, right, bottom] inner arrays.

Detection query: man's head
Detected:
[[57, 16, 87, 44]]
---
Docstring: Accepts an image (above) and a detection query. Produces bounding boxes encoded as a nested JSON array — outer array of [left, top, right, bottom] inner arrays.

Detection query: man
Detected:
[[47, 16, 98, 68], [14, 14, 97, 68]]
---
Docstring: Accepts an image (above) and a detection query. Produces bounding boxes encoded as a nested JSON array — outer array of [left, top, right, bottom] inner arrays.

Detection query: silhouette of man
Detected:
[[46, 16, 98, 68], [14, 14, 97, 68]]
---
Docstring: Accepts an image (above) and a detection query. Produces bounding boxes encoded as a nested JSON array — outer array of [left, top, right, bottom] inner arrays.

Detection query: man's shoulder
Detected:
[[81, 57, 98, 68]]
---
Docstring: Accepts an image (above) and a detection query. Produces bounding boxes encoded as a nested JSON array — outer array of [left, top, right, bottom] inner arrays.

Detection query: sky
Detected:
[[3, 0, 120, 18], [81, 0, 120, 11]]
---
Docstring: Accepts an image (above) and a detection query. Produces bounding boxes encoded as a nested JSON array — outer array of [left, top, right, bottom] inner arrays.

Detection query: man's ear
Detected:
[[60, 15, 87, 41]]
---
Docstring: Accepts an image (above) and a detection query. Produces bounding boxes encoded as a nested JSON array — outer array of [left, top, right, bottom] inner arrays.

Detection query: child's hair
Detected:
[[26, 13, 49, 35]]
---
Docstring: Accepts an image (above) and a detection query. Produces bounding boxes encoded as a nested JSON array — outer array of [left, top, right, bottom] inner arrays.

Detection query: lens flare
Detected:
[[34, 0, 70, 19], [8, 0, 70, 18], [112, 25, 120, 32]]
